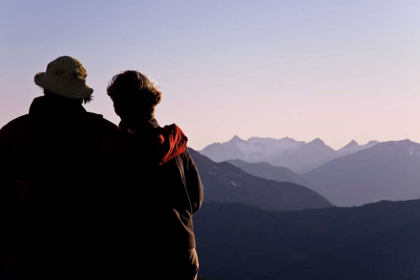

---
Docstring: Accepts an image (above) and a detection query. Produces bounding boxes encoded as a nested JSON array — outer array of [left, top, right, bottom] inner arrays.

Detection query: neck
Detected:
[[44, 92, 83, 105], [119, 117, 159, 132]]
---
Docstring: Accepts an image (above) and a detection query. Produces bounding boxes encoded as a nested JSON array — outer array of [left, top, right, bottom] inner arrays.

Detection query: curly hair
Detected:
[[107, 70, 162, 121]]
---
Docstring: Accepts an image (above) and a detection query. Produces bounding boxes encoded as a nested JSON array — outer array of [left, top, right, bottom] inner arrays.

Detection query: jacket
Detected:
[[116, 118, 204, 255], [0, 95, 188, 278]]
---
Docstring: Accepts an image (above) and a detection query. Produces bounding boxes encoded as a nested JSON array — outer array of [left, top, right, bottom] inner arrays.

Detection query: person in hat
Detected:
[[0, 56, 188, 279], [106, 70, 204, 280]]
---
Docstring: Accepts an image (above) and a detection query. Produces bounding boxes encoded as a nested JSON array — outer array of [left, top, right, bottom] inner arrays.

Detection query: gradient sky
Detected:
[[1, 0, 420, 150]]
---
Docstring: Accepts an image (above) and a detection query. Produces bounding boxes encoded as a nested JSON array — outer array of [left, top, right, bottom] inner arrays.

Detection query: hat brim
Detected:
[[34, 72, 93, 100]]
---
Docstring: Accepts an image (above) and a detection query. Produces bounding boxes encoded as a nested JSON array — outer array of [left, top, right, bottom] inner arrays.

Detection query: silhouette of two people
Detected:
[[0, 56, 203, 280]]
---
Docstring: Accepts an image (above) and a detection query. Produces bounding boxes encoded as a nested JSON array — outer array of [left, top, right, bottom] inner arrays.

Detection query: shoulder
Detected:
[[0, 114, 31, 143], [85, 112, 122, 133], [86, 112, 116, 126], [85, 113, 138, 151], [0, 114, 31, 131]]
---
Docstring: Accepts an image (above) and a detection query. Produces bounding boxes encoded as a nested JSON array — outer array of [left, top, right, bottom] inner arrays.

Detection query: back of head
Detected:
[[106, 70, 162, 121]]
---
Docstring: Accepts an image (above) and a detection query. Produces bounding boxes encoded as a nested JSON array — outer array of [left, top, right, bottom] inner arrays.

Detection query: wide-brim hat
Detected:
[[34, 56, 93, 100]]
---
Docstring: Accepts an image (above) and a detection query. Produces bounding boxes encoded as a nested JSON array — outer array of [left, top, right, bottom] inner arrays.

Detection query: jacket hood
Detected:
[[119, 118, 188, 165]]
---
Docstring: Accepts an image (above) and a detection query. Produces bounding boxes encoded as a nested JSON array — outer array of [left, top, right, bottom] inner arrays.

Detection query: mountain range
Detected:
[[188, 148, 333, 211], [198, 137, 420, 207], [191, 136, 420, 280], [198, 135, 303, 163], [199, 136, 379, 174]]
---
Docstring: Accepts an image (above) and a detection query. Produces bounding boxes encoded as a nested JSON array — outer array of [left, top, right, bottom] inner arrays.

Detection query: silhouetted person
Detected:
[[0, 56, 187, 280], [106, 70, 204, 280]]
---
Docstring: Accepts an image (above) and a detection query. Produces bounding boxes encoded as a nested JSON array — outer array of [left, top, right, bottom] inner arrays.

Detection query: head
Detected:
[[106, 70, 162, 121], [34, 56, 94, 104]]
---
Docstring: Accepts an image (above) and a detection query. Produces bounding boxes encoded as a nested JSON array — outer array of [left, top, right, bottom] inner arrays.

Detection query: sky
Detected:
[[1, 0, 420, 151]]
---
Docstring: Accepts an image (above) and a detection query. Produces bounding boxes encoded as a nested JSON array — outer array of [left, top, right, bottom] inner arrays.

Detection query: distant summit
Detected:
[[307, 138, 326, 147], [248, 136, 300, 142], [229, 135, 247, 143], [199, 135, 303, 163], [340, 140, 359, 150]]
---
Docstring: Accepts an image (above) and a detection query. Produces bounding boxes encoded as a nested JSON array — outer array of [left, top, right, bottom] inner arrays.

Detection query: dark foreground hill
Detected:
[[189, 148, 333, 211], [194, 199, 420, 280]]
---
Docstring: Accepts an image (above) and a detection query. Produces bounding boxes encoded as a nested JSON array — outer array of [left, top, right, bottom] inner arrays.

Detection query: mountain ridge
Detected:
[[198, 135, 382, 174], [195, 198, 420, 280], [226, 159, 315, 189], [303, 139, 420, 206]]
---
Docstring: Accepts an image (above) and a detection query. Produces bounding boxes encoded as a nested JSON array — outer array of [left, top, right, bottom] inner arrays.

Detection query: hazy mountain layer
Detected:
[[303, 140, 420, 206], [226, 159, 314, 189], [266, 138, 337, 174], [195, 199, 420, 280], [189, 148, 334, 211]]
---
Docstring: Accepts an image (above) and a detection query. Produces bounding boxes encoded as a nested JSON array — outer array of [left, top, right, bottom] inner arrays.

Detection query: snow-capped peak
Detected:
[[228, 135, 247, 144]]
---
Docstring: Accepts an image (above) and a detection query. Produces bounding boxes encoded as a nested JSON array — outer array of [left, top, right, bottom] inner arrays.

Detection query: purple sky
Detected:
[[1, 0, 420, 150]]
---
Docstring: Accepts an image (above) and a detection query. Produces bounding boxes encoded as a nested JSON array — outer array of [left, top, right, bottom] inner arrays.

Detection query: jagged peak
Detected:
[[340, 140, 359, 150], [228, 135, 246, 143], [308, 138, 325, 145]]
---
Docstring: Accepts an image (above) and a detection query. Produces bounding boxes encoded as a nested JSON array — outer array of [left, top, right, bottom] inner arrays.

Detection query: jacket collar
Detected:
[[119, 118, 160, 133], [29, 95, 87, 119]]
